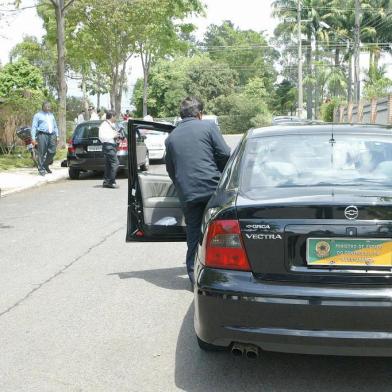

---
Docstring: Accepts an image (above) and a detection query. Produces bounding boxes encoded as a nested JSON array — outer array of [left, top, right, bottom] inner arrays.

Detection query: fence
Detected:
[[334, 95, 392, 125]]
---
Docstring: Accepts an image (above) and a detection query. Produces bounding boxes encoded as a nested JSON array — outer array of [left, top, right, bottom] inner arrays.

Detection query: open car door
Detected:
[[126, 120, 186, 242]]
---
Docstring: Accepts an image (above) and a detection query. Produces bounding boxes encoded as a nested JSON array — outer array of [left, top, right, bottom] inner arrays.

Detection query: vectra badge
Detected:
[[344, 205, 359, 220], [245, 234, 282, 240]]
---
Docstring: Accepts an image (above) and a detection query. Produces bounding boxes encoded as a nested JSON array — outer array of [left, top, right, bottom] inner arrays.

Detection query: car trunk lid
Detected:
[[237, 187, 392, 284]]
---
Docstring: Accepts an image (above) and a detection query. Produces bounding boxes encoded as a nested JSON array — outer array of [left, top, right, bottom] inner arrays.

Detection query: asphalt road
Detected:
[[1, 134, 392, 391]]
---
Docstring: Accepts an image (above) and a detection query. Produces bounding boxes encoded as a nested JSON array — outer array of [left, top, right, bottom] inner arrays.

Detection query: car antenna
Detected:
[[329, 124, 335, 166]]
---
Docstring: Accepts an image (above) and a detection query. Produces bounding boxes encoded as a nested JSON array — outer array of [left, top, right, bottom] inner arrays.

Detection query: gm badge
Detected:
[[315, 241, 331, 258], [344, 205, 359, 220]]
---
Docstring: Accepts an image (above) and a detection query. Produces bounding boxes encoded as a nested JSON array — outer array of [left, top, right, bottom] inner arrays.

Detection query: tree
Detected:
[[9, 36, 58, 94], [0, 59, 47, 153], [203, 20, 278, 88], [132, 56, 238, 118], [134, 0, 204, 116], [273, 79, 297, 115], [0, 59, 44, 96]]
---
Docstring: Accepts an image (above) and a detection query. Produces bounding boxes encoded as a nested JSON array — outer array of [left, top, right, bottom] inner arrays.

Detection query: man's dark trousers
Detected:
[[102, 143, 119, 185], [36, 132, 56, 175], [182, 200, 208, 284]]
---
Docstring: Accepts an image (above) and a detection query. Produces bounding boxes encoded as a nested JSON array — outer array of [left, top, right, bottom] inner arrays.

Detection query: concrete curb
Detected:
[[0, 163, 68, 198]]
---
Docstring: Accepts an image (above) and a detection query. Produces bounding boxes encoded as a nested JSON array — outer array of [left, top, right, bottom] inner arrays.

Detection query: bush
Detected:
[[213, 93, 272, 134], [320, 98, 343, 123]]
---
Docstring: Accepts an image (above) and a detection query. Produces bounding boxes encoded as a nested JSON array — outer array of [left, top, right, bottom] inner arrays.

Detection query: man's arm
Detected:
[[31, 113, 39, 141], [210, 124, 231, 172], [52, 115, 59, 137]]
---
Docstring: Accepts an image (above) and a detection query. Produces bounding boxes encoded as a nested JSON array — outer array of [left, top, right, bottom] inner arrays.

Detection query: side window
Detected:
[[219, 141, 243, 190]]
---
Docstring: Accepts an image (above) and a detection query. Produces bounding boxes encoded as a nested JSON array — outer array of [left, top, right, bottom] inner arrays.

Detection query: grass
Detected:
[[0, 148, 67, 171]]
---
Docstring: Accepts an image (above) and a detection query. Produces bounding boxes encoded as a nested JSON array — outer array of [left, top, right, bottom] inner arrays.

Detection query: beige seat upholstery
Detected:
[[138, 173, 185, 226]]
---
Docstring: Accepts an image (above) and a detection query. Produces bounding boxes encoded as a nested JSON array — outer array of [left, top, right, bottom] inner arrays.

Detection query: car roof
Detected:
[[249, 123, 392, 138]]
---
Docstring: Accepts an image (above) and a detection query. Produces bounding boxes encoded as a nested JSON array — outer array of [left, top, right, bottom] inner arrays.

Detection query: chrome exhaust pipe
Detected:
[[231, 343, 245, 356], [245, 345, 259, 359]]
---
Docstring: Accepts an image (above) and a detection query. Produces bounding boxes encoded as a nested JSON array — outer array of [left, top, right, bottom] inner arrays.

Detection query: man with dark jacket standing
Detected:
[[165, 97, 231, 284]]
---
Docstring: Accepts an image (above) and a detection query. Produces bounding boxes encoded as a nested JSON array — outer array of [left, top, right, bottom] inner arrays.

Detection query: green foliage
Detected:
[[0, 59, 44, 97], [320, 98, 343, 122], [66, 96, 91, 122], [272, 79, 297, 115], [203, 20, 278, 86], [132, 56, 238, 118], [214, 93, 271, 134], [9, 36, 58, 94], [0, 59, 48, 153], [363, 65, 392, 100]]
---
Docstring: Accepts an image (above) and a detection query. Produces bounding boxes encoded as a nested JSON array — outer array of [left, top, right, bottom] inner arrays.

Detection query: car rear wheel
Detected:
[[69, 167, 81, 180], [197, 336, 226, 352], [140, 152, 149, 172]]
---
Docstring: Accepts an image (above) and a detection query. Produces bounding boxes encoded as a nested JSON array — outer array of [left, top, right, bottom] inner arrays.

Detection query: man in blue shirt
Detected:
[[32, 102, 59, 176]]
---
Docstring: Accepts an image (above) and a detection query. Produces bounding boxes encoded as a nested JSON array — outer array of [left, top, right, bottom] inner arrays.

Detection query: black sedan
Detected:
[[66, 120, 149, 179], [126, 120, 392, 357]]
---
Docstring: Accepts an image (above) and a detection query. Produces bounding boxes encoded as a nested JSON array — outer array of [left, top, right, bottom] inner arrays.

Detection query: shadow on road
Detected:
[[109, 266, 190, 291], [175, 303, 392, 392]]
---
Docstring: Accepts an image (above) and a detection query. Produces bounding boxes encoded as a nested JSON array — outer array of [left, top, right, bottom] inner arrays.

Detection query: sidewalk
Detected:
[[0, 161, 68, 197]]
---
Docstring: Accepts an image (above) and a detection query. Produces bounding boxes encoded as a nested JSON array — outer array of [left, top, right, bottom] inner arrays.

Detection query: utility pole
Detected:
[[297, 0, 304, 118], [354, 0, 361, 103]]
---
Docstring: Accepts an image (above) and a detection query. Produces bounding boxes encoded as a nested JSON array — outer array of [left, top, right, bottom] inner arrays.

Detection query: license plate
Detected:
[[307, 238, 392, 268], [87, 145, 102, 152]]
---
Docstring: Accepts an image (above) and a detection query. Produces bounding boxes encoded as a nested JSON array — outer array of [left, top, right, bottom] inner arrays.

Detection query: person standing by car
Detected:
[[99, 110, 120, 189], [165, 96, 231, 284], [31, 101, 58, 176], [89, 106, 99, 120]]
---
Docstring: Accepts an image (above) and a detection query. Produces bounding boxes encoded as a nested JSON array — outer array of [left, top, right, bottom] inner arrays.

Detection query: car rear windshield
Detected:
[[73, 121, 126, 142], [240, 133, 392, 192], [73, 123, 100, 141]]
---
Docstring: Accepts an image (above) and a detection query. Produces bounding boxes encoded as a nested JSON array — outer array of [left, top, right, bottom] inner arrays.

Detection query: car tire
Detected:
[[140, 152, 149, 172], [69, 167, 81, 180], [197, 336, 226, 352]]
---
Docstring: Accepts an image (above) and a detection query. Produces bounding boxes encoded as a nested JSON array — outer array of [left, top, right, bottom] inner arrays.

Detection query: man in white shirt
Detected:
[[89, 106, 99, 120], [98, 110, 120, 188]]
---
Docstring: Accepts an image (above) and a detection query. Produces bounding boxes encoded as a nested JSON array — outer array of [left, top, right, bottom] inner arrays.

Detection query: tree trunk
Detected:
[[143, 68, 148, 117], [348, 52, 353, 103], [97, 92, 101, 110], [306, 33, 313, 120], [54, 3, 67, 148], [81, 75, 89, 118], [314, 40, 319, 119]]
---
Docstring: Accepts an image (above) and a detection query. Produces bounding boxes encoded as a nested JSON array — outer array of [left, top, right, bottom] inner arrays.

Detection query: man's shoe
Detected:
[[103, 183, 118, 189], [38, 171, 45, 176], [44, 167, 52, 174]]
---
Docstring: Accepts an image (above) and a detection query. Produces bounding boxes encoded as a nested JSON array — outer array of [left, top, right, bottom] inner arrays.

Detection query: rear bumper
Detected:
[[195, 268, 392, 356], [67, 155, 127, 171]]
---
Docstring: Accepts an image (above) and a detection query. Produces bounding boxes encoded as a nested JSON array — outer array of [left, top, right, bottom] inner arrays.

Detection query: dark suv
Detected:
[[66, 120, 149, 179]]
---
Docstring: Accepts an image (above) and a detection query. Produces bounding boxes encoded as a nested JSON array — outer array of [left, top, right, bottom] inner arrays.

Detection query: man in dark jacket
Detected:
[[165, 97, 231, 284]]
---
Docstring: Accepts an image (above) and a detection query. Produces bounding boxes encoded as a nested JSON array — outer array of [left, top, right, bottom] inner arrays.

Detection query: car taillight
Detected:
[[203, 219, 251, 271], [117, 138, 128, 151], [67, 139, 75, 153]]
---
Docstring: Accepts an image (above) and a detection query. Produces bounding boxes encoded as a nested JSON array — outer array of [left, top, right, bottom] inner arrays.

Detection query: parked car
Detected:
[[140, 129, 168, 162], [126, 120, 392, 357], [66, 120, 149, 179], [272, 115, 302, 125]]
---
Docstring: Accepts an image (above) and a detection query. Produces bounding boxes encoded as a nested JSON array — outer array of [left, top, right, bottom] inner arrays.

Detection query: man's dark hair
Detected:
[[179, 96, 204, 119], [106, 110, 116, 120]]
